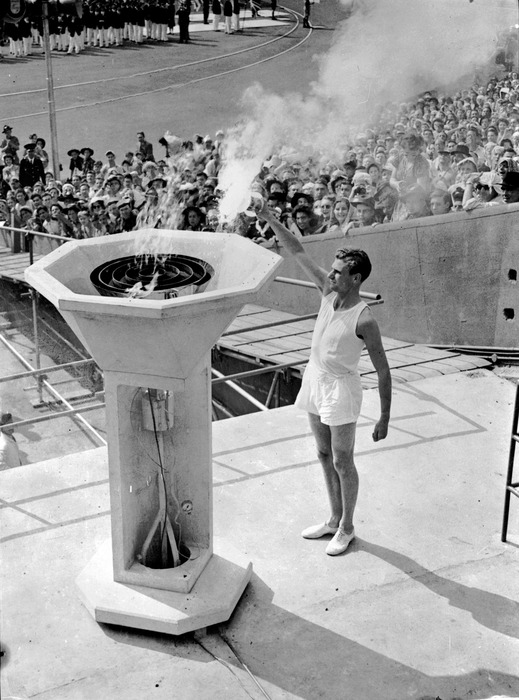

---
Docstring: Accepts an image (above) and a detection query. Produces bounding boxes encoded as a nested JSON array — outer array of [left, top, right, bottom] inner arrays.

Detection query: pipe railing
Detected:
[[222, 276, 383, 337], [2, 225, 70, 243], [211, 359, 308, 385], [4, 403, 106, 431], [273, 275, 382, 300], [0, 359, 96, 384]]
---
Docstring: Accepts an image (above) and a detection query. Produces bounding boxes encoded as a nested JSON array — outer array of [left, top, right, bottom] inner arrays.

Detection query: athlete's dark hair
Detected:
[[335, 248, 372, 282]]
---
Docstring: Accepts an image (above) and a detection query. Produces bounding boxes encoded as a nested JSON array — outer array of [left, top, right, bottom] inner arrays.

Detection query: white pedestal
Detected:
[[76, 538, 252, 636]]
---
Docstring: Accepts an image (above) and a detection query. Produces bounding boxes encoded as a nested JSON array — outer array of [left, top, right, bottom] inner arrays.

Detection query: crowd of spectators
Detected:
[[2, 71, 519, 249]]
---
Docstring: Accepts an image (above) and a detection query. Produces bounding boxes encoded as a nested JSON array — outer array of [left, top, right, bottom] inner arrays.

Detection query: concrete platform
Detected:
[[76, 539, 252, 636], [2, 369, 519, 699]]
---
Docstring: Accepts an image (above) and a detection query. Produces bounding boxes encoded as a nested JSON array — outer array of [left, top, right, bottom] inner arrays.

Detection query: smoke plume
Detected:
[[218, 0, 508, 217]]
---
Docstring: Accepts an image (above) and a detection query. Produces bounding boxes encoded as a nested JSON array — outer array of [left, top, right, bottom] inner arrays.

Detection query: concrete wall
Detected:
[[256, 203, 519, 348]]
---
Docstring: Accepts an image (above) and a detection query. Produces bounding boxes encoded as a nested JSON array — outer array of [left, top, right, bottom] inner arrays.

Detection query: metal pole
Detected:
[[41, 0, 61, 181], [27, 232, 34, 266], [7, 225, 70, 242], [0, 358, 95, 384], [5, 403, 106, 430], [30, 287, 43, 404]]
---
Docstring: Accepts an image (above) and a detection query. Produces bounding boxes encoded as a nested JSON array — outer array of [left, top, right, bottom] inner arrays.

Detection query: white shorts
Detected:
[[295, 362, 362, 427]]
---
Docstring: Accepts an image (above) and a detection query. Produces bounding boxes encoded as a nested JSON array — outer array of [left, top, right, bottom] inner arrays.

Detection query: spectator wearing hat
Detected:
[[349, 190, 377, 228], [0, 413, 21, 470], [60, 183, 79, 208], [19, 143, 45, 189], [67, 148, 84, 178], [80, 147, 96, 174], [266, 179, 286, 198], [0, 126, 20, 165], [500, 171, 519, 204], [451, 143, 471, 166], [290, 191, 314, 211], [497, 156, 519, 180], [18, 206, 34, 232]]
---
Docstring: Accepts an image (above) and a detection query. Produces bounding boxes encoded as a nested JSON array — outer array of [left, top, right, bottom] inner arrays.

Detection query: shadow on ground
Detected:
[[102, 562, 519, 700]]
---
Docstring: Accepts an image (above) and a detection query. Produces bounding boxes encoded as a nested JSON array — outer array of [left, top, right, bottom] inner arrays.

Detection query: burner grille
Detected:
[[90, 254, 214, 299]]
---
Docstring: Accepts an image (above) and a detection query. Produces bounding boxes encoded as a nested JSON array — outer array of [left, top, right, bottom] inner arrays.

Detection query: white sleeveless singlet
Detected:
[[295, 293, 368, 426]]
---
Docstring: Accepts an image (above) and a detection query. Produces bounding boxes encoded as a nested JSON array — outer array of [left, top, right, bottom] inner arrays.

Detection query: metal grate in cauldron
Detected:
[[90, 254, 214, 300]]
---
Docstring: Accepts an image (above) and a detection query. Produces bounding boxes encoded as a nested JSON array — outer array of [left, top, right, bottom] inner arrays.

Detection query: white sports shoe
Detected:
[[325, 528, 355, 556], [301, 522, 338, 539]]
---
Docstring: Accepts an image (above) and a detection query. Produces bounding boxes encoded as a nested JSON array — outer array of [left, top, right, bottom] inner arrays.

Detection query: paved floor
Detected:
[[2, 369, 519, 700]]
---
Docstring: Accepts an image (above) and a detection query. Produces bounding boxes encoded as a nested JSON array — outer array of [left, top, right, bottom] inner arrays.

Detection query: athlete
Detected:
[[256, 199, 392, 555]]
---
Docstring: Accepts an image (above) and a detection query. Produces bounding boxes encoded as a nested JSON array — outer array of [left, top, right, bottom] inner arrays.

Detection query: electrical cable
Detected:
[[195, 633, 273, 700], [129, 387, 204, 564], [146, 390, 172, 555]]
